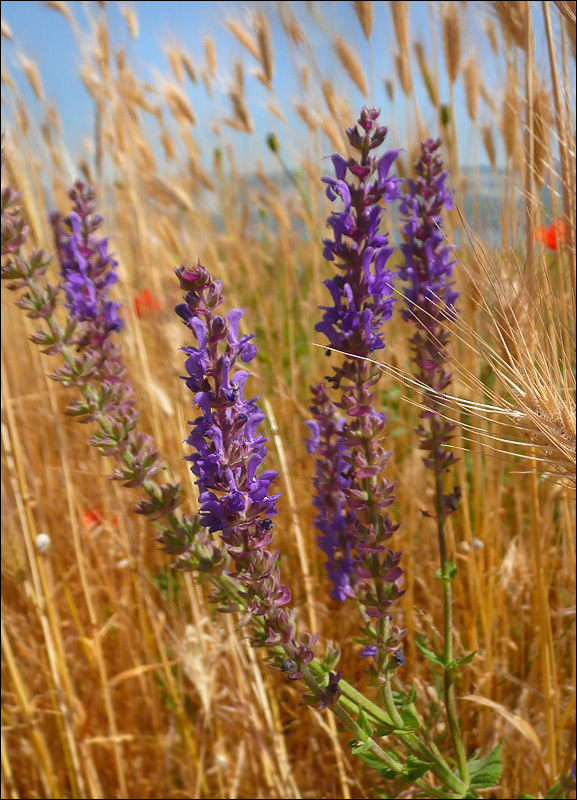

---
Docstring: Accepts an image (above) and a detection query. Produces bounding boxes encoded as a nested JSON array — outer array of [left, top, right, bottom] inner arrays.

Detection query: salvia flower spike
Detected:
[[51, 181, 123, 344], [308, 107, 405, 674], [398, 137, 458, 482], [176, 261, 318, 679]]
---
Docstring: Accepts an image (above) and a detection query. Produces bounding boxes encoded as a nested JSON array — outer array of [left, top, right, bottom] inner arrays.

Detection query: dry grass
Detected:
[[332, 34, 368, 97], [1, 2, 575, 799], [352, 1, 374, 40]]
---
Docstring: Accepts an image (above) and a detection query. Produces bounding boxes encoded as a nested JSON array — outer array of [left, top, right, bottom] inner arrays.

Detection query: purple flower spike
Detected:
[[398, 138, 459, 480], [176, 261, 317, 677], [308, 108, 405, 672], [51, 182, 123, 346]]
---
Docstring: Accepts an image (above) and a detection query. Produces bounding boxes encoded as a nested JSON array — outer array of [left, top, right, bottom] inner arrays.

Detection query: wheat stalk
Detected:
[[164, 84, 196, 126], [333, 33, 368, 96], [463, 57, 480, 121], [390, 1, 412, 95], [226, 18, 259, 60], [485, 17, 499, 54], [204, 36, 217, 77], [414, 41, 439, 106], [482, 124, 497, 172], [353, 1, 374, 39], [501, 83, 521, 163], [491, 1, 528, 50], [253, 9, 274, 90], [120, 5, 139, 39], [17, 55, 44, 101], [532, 78, 552, 186], [1, 18, 12, 39], [442, 1, 462, 84]]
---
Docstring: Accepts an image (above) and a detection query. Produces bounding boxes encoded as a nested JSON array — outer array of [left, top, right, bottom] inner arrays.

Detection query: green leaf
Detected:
[[373, 721, 395, 737], [403, 755, 434, 782], [373, 706, 420, 737], [457, 650, 479, 666], [415, 637, 445, 666], [446, 650, 478, 670], [357, 707, 373, 738], [436, 558, 458, 582], [455, 650, 478, 666], [395, 706, 420, 734], [468, 743, 503, 789], [349, 739, 399, 781]]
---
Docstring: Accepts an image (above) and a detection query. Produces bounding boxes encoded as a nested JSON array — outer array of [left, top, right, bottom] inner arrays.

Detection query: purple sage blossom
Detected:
[[51, 181, 123, 344], [176, 261, 317, 678], [308, 107, 405, 672], [398, 138, 458, 481]]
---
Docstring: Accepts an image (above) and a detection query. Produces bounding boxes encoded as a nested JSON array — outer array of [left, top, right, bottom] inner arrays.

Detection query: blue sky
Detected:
[[0, 1, 556, 174]]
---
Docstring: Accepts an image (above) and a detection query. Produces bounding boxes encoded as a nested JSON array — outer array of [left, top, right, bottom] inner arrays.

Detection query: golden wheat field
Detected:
[[1, 1, 575, 798]]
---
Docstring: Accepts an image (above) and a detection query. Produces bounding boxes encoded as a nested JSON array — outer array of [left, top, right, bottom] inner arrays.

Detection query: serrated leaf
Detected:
[[374, 706, 420, 737], [454, 650, 478, 667], [349, 740, 399, 780], [468, 742, 503, 789], [415, 637, 445, 666], [402, 755, 433, 782], [396, 706, 420, 732]]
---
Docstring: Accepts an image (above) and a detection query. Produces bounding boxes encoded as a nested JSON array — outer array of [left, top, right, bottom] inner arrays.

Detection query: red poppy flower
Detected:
[[81, 507, 118, 527], [134, 288, 161, 317], [535, 219, 566, 251]]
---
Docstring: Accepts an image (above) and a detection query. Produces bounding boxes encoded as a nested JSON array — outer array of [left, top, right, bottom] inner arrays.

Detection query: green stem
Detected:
[[434, 469, 469, 786], [303, 666, 405, 776], [272, 150, 311, 217], [347, 361, 469, 796]]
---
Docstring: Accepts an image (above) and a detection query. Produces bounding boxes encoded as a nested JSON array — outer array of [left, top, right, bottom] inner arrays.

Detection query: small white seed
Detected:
[[35, 533, 51, 553]]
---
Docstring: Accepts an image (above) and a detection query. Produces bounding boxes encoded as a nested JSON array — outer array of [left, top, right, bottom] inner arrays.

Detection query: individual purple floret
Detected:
[[176, 261, 317, 678], [51, 181, 122, 344], [308, 107, 404, 672], [398, 138, 458, 478]]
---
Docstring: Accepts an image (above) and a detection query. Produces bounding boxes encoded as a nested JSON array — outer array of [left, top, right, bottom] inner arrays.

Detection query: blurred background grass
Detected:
[[1, 2, 575, 798]]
